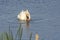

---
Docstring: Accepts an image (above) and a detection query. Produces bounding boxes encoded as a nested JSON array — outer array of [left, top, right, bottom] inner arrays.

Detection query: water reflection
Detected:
[[18, 20, 31, 40], [18, 20, 30, 27]]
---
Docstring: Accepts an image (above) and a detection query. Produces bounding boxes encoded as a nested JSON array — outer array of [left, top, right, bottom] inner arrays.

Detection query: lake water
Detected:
[[0, 0, 60, 40]]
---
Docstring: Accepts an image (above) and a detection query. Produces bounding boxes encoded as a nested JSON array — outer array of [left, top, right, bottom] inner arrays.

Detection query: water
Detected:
[[0, 0, 60, 40]]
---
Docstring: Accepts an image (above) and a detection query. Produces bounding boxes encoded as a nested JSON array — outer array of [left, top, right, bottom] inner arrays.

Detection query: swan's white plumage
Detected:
[[17, 10, 31, 21]]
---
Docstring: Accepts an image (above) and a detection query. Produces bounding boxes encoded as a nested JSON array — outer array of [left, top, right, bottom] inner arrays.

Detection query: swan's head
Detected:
[[25, 10, 31, 21]]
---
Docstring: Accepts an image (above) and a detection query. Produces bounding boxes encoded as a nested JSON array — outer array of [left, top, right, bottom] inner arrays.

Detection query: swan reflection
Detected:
[[18, 20, 30, 40], [18, 20, 30, 27]]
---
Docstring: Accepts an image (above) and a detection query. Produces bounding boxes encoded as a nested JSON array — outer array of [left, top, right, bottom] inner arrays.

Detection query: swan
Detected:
[[17, 10, 31, 21]]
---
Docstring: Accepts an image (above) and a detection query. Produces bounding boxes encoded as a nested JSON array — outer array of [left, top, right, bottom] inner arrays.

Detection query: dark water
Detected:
[[0, 0, 60, 40]]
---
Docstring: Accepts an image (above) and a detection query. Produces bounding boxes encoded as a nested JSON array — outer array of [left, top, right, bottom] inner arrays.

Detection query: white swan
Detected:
[[17, 10, 31, 21]]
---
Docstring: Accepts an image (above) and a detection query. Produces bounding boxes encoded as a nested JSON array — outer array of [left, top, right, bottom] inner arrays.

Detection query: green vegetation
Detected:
[[29, 32, 32, 40], [0, 24, 32, 40]]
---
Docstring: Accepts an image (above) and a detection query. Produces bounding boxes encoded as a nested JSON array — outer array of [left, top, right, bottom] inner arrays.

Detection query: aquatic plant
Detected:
[[0, 32, 13, 40], [0, 24, 33, 40], [29, 32, 32, 40], [0, 26, 13, 40], [16, 24, 23, 40]]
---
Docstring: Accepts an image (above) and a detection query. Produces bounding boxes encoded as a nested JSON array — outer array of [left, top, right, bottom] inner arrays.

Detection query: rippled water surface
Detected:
[[0, 0, 60, 40]]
